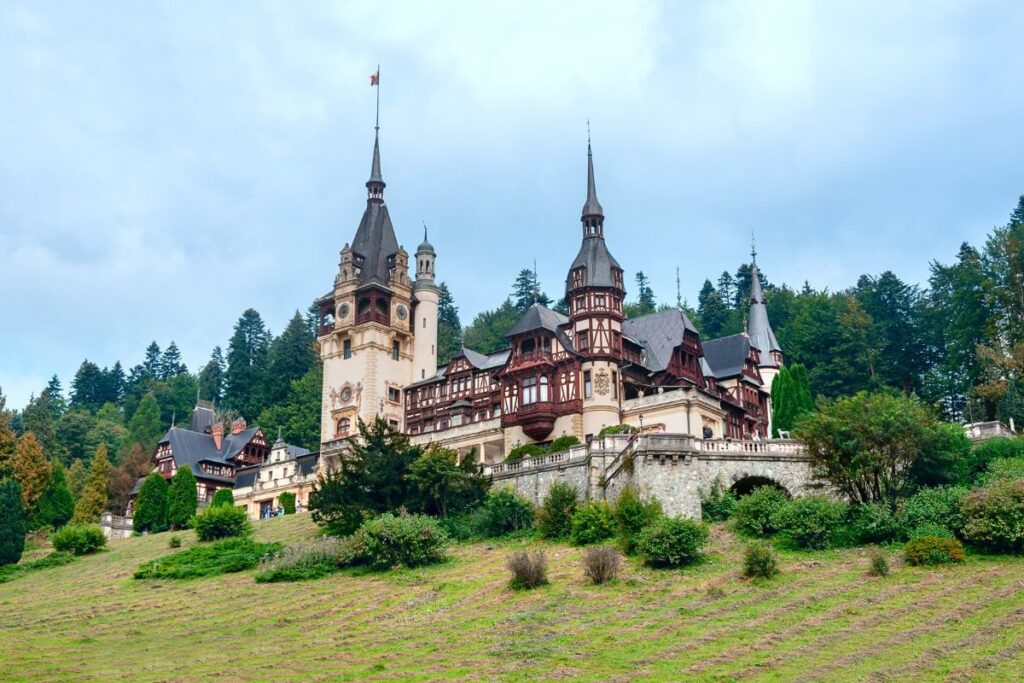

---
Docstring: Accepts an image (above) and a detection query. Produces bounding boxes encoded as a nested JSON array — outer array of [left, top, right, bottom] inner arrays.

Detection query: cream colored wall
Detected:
[[581, 360, 619, 438], [412, 286, 439, 384], [502, 413, 582, 454]]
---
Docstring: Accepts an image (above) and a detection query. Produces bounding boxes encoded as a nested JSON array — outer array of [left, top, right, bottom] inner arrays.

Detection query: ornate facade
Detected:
[[318, 129, 784, 464]]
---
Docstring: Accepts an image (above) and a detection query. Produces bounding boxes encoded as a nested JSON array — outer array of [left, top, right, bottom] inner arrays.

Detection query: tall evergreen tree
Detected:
[[716, 271, 736, 308], [224, 308, 272, 420], [634, 271, 656, 316], [854, 272, 927, 395], [133, 472, 168, 533], [167, 464, 197, 530], [697, 279, 730, 338], [70, 360, 105, 411], [10, 433, 52, 516], [462, 299, 521, 354], [143, 342, 163, 378], [263, 311, 315, 408], [71, 443, 111, 524], [771, 366, 795, 437], [66, 459, 87, 501], [0, 478, 26, 566], [101, 361, 127, 406], [257, 363, 323, 451], [128, 393, 164, 453], [0, 390, 14, 475], [437, 283, 462, 365], [512, 268, 550, 312], [30, 462, 74, 530], [197, 346, 226, 403], [55, 410, 98, 465], [21, 390, 59, 458], [160, 342, 186, 379]]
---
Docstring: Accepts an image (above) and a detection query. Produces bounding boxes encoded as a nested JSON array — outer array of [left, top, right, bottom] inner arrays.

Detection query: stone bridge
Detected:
[[484, 433, 815, 519]]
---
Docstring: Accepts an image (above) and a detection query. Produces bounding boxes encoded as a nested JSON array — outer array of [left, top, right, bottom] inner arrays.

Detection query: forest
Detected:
[[3, 196, 1022, 514]]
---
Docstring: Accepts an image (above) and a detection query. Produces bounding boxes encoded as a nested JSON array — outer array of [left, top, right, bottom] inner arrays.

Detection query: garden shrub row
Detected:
[[50, 524, 106, 555], [134, 538, 283, 579]]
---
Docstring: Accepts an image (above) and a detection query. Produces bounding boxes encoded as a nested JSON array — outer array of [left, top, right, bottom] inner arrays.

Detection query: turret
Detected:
[[413, 226, 439, 381]]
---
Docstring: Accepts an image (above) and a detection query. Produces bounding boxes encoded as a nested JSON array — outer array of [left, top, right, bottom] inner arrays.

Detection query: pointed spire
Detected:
[[581, 133, 604, 221], [746, 247, 781, 365], [366, 127, 385, 201]]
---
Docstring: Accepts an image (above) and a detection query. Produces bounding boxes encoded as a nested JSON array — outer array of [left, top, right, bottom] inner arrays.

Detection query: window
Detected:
[[343, 339, 352, 359], [336, 417, 350, 437], [522, 376, 538, 405], [539, 375, 550, 402], [611, 371, 618, 399], [389, 419, 399, 429], [584, 371, 593, 398], [388, 387, 401, 403], [392, 341, 400, 360]]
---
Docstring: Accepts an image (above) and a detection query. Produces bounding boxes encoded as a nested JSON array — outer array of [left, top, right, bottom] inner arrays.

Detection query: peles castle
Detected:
[[314, 125, 784, 469]]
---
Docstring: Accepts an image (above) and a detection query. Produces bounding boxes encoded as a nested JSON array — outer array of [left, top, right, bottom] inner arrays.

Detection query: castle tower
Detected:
[[565, 139, 625, 437], [412, 226, 439, 382], [746, 246, 783, 434], [316, 127, 420, 446]]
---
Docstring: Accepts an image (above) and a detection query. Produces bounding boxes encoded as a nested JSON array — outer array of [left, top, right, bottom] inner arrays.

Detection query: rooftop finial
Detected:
[[171, 409, 176, 429], [581, 125, 604, 222], [423, 220, 428, 243], [751, 231, 757, 264], [533, 258, 539, 304], [676, 266, 682, 310], [367, 66, 385, 195]]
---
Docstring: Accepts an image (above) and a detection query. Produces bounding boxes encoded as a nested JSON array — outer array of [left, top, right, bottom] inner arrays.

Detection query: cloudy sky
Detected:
[[2, 1, 1023, 410]]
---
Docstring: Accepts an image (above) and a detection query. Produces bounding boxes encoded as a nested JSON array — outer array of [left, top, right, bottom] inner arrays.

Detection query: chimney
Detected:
[[231, 418, 247, 435], [211, 423, 224, 451]]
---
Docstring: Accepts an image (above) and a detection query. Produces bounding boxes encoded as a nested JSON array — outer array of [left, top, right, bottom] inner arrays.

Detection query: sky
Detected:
[[2, 1, 1023, 411]]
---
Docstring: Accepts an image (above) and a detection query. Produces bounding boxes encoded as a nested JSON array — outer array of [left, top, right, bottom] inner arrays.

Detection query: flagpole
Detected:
[[375, 63, 380, 130]]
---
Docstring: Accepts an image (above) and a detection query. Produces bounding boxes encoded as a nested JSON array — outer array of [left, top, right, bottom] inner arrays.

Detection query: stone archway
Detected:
[[730, 475, 790, 497]]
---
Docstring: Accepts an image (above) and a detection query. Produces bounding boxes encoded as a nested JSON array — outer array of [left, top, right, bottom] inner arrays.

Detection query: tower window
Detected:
[[612, 371, 618, 399], [343, 340, 352, 359], [388, 387, 401, 403], [584, 371, 593, 399], [539, 375, 550, 402], [392, 341, 400, 360], [522, 377, 537, 405], [336, 418, 350, 438]]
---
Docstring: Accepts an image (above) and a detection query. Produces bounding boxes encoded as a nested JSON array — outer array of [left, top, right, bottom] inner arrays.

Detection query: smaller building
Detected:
[[232, 433, 320, 519]]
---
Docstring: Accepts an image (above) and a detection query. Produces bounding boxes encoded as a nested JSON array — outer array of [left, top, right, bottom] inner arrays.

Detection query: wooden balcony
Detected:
[[355, 311, 390, 326]]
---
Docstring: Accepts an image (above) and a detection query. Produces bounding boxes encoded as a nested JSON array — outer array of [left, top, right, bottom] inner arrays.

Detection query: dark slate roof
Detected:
[[296, 453, 319, 477], [507, 303, 570, 337], [747, 261, 781, 366], [622, 309, 699, 373], [351, 201, 400, 288], [367, 130, 384, 186], [155, 425, 263, 484], [701, 334, 751, 380], [582, 143, 603, 217], [283, 444, 311, 458], [460, 347, 491, 369], [566, 237, 622, 293], [187, 405, 217, 434], [234, 466, 259, 489]]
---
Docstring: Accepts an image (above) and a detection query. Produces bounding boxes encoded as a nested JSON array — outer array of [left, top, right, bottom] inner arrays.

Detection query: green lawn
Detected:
[[1, 515, 1023, 682]]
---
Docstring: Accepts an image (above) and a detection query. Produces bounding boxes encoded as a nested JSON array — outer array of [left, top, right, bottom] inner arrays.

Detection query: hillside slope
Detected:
[[1, 514, 1023, 682]]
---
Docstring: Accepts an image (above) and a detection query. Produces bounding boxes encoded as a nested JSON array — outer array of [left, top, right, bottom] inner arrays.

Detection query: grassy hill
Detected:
[[2, 514, 1023, 682]]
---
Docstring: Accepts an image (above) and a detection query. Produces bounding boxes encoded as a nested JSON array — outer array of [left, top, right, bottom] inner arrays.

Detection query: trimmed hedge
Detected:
[[903, 536, 965, 566], [637, 517, 709, 568], [279, 492, 296, 515], [210, 488, 235, 508], [193, 505, 251, 541], [50, 524, 106, 555]]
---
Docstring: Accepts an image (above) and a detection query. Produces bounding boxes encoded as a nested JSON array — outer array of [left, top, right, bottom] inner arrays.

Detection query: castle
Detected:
[[314, 127, 783, 466]]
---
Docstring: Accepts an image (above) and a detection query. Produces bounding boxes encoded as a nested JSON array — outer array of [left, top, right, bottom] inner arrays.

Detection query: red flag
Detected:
[[370, 70, 379, 86]]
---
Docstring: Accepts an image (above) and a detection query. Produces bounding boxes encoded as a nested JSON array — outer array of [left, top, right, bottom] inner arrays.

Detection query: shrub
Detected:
[[903, 536, 965, 566], [977, 458, 1024, 486], [637, 517, 709, 568], [846, 502, 900, 545], [960, 479, 1024, 553], [507, 550, 548, 589], [133, 472, 169, 533], [504, 444, 545, 463], [597, 424, 637, 437], [279, 492, 296, 515], [869, 550, 890, 577], [168, 535, 182, 549], [536, 482, 578, 540], [192, 505, 251, 541], [965, 438, 1024, 483], [210, 488, 235, 508], [438, 510, 482, 541], [134, 538, 282, 579], [742, 541, 779, 579], [571, 501, 616, 546], [360, 513, 449, 569], [908, 524, 955, 540], [895, 486, 968, 540], [50, 524, 106, 555], [732, 486, 789, 537], [0, 551, 76, 585], [167, 464, 198, 530], [30, 463, 74, 531], [582, 546, 622, 585], [0, 479, 26, 566], [613, 485, 663, 555], [700, 474, 737, 522], [255, 535, 366, 583], [546, 435, 581, 453], [477, 489, 534, 537], [771, 496, 847, 550]]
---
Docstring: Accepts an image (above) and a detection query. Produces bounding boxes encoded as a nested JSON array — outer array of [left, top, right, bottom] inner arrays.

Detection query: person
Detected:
[[276, 505, 284, 517]]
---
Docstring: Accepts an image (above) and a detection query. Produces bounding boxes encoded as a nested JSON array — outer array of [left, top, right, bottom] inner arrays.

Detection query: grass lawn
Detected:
[[1, 514, 1023, 682]]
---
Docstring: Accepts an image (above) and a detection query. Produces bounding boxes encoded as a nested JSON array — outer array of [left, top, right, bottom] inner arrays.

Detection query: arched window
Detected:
[[336, 418, 350, 438], [539, 375, 549, 402]]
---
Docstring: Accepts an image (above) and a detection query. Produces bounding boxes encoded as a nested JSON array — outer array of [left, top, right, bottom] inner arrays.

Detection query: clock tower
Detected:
[[316, 127, 434, 448]]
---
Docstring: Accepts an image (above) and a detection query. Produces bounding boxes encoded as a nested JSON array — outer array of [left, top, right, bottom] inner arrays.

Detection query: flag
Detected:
[[370, 69, 379, 86]]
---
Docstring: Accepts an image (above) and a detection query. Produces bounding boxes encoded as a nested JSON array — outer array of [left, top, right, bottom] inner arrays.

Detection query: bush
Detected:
[[895, 486, 968, 540], [30, 464, 74, 531], [360, 513, 449, 569], [546, 435, 581, 453], [536, 482, 578, 540], [960, 479, 1024, 553], [476, 489, 534, 538], [255, 535, 366, 583], [597, 424, 637, 437], [133, 472, 169, 533], [977, 458, 1024, 486], [507, 550, 548, 589], [846, 502, 901, 545], [438, 510, 481, 541], [732, 486, 789, 537], [168, 535, 182, 548], [700, 474, 737, 522], [0, 478, 27, 566], [903, 536, 965, 566], [965, 438, 1024, 483], [193, 505, 251, 541], [570, 501, 616, 546], [504, 444, 546, 463], [908, 524, 955, 540], [50, 524, 106, 555], [637, 517, 709, 568], [613, 486, 663, 555], [134, 538, 282, 579], [279, 492, 296, 515], [869, 550, 890, 577], [0, 551, 76, 585], [210, 488, 235, 508], [582, 546, 622, 585], [742, 541, 779, 579], [771, 496, 847, 550]]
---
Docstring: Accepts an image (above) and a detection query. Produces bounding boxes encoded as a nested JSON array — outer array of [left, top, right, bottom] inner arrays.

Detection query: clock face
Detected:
[[396, 304, 408, 320], [338, 303, 350, 319], [340, 387, 352, 402]]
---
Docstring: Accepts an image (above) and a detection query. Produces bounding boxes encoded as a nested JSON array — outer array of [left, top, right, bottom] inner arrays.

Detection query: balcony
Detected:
[[355, 311, 390, 326]]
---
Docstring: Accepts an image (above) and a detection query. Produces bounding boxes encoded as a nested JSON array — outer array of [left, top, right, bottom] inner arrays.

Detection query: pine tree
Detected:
[[771, 366, 795, 438], [45, 375, 66, 417], [67, 459, 87, 501], [462, 299, 521, 354], [512, 268, 550, 312], [224, 309, 272, 420], [70, 360, 105, 411], [634, 271, 656, 315], [160, 342, 186, 379], [257, 363, 323, 451], [101, 361, 127, 406], [128, 393, 164, 453], [0, 478, 26, 566], [167, 464, 198, 530], [697, 279, 730, 338], [437, 283, 462, 365], [21, 390, 59, 458], [11, 433, 52, 515], [133, 472, 168, 533], [143, 342, 163, 377], [30, 463, 74, 530], [717, 271, 736, 308], [71, 443, 111, 524], [197, 346, 226, 403], [264, 311, 315, 408], [789, 364, 815, 418]]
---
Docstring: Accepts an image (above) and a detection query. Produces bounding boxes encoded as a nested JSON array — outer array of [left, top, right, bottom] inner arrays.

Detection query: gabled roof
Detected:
[[701, 334, 752, 380], [566, 238, 622, 292], [507, 303, 569, 337], [187, 405, 216, 433], [622, 308, 699, 373], [156, 428, 237, 484]]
